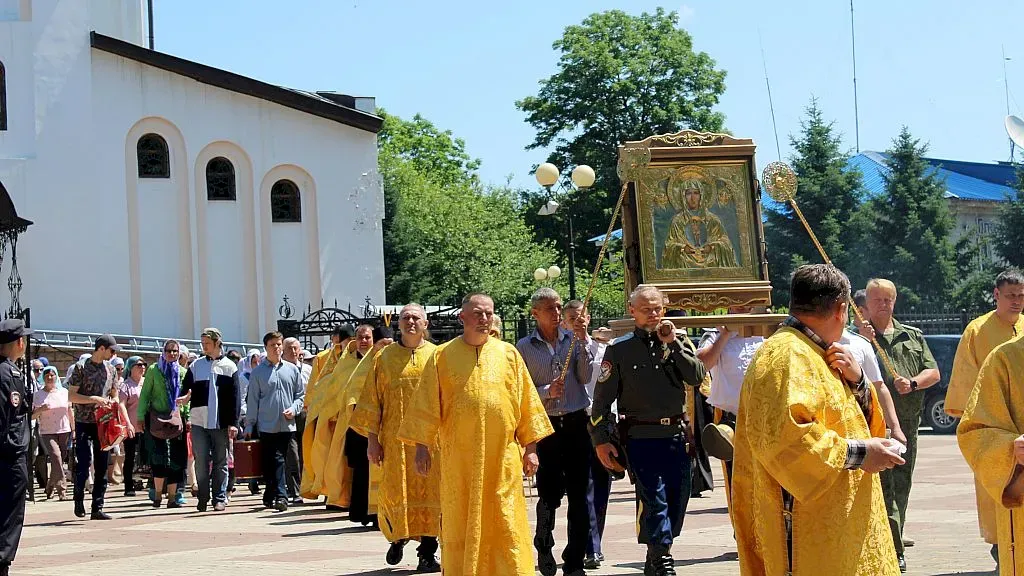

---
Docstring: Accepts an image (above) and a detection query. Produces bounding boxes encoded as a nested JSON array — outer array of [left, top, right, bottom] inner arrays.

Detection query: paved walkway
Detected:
[[14, 433, 996, 575]]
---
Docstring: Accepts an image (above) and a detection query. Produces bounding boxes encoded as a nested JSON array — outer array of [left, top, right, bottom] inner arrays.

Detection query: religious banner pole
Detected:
[[556, 147, 650, 385], [761, 161, 901, 379]]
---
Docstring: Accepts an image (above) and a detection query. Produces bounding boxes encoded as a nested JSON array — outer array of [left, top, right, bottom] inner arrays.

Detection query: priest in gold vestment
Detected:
[[958, 334, 1024, 576], [300, 325, 353, 501], [321, 326, 387, 522], [947, 270, 1024, 568], [303, 338, 361, 503], [351, 304, 441, 572], [399, 293, 554, 576], [733, 265, 903, 576]]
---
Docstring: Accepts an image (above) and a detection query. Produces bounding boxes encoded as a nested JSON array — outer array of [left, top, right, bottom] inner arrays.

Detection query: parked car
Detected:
[[920, 334, 960, 434]]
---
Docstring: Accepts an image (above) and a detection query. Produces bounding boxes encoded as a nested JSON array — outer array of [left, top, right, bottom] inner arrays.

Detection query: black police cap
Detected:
[[0, 319, 33, 345]]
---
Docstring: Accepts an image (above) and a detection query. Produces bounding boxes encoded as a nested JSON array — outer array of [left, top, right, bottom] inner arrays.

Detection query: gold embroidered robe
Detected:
[[398, 337, 553, 576], [323, 348, 380, 510], [958, 335, 1024, 576], [948, 311, 1024, 544], [299, 345, 344, 499], [350, 341, 441, 542], [733, 327, 898, 576]]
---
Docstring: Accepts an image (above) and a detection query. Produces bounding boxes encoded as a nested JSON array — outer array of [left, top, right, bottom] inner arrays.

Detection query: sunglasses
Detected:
[[164, 349, 180, 354]]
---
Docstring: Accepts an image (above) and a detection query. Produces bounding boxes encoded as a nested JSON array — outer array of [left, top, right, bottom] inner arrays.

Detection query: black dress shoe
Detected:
[[537, 548, 557, 576], [90, 510, 112, 520], [386, 540, 407, 565], [74, 501, 86, 518], [897, 554, 907, 573], [583, 554, 601, 569], [416, 554, 441, 572]]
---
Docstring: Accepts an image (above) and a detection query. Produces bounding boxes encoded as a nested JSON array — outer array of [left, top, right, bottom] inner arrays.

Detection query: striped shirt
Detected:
[[516, 328, 594, 416]]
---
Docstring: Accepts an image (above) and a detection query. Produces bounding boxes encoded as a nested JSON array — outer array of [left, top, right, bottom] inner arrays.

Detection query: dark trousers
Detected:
[[122, 436, 138, 493], [0, 453, 27, 567], [286, 414, 304, 498], [258, 432, 291, 506], [586, 446, 612, 557], [73, 423, 109, 512], [534, 410, 592, 573], [344, 429, 373, 523], [627, 435, 691, 547]]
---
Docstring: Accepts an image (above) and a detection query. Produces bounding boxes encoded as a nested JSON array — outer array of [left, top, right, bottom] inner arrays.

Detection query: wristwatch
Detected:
[[910, 379, 918, 391]]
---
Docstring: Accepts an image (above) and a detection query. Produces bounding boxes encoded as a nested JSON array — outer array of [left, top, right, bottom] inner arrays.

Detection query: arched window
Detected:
[[0, 60, 7, 131], [205, 157, 236, 200], [271, 179, 301, 222], [137, 133, 170, 178]]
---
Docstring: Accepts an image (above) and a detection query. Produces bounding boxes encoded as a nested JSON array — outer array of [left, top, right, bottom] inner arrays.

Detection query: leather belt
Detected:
[[623, 414, 688, 427]]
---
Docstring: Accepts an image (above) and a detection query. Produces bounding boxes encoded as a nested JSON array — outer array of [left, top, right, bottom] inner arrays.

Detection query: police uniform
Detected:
[[0, 320, 33, 576], [589, 327, 706, 576]]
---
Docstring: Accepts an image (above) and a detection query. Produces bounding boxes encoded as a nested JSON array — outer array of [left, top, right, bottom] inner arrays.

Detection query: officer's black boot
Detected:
[[645, 544, 676, 576]]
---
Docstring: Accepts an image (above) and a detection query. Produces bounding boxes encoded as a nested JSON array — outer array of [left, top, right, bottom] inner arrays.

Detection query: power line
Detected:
[[758, 30, 782, 160]]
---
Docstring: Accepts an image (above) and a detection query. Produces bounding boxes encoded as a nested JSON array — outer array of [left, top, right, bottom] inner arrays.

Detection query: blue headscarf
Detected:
[[157, 353, 180, 411]]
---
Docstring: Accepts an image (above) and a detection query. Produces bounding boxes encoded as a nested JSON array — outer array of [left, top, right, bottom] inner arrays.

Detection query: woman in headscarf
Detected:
[[32, 367, 72, 500], [119, 356, 146, 497], [138, 340, 189, 508]]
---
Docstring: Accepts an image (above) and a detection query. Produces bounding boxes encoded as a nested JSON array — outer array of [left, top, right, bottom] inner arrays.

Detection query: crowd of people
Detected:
[[2, 265, 1024, 575]]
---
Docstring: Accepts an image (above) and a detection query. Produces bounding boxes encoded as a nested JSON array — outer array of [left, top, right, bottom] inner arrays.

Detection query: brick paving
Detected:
[[13, 433, 996, 575]]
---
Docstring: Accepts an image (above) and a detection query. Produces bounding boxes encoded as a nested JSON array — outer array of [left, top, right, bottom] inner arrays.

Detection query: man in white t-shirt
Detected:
[[843, 296, 907, 446], [696, 312, 765, 466]]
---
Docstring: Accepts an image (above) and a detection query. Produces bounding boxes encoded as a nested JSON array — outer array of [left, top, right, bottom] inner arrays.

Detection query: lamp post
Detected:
[[535, 163, 595, 301]]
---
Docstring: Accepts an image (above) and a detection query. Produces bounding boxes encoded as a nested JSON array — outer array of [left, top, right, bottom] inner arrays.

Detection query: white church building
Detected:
[[0, 0, 386, 344]]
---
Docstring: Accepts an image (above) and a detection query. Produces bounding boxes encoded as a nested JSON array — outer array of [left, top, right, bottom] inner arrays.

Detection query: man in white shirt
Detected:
[[696, 308, 765, 475]]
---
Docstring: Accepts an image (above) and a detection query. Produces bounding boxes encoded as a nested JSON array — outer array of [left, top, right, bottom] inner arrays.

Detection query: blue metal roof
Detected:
[[848, 151, 1017, 202]]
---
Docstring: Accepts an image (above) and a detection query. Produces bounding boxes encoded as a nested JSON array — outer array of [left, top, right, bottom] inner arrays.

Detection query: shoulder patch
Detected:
[[597, 360, 612, 383], [9, 390, 20, 408], [610, 333, 634, 346]]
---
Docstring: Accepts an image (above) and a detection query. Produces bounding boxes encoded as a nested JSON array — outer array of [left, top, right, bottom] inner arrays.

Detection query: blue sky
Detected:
[[155, 0, 1024, 191]]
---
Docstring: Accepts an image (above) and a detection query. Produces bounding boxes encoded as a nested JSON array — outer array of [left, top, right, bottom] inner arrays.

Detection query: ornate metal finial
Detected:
[[617, 146, 652, 182], [761, 162, 798, 202], [278, 295, 294, 320], [6, 233, 22, 318], [362, 296, 376, 319]]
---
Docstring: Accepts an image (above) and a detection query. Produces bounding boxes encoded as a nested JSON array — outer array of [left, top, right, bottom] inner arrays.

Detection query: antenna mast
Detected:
[[850, 0, 860, 153]]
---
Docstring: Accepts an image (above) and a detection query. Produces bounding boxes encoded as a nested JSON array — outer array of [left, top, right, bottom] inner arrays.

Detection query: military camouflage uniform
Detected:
[[873, 319, 937, 557]]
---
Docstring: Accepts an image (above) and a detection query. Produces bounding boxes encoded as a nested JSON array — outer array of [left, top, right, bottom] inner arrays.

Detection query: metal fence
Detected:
[[894, 309, 976, 335]]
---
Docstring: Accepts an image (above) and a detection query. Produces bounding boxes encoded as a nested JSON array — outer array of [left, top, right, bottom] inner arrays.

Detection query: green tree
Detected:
[[764, 101, 867, 305], [379, 111, 566, 313], [516, 8, 727, 267], [386, 163, 562, 313], [951, 225, 997, 312], [866, 127, 956, 308], [994, 172, 1024, 270], [377, 110, 481, 188]]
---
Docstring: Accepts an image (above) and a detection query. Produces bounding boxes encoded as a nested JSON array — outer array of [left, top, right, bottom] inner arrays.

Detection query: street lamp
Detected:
[[533, 265, 562, 282], [535, 163, 595, 300]]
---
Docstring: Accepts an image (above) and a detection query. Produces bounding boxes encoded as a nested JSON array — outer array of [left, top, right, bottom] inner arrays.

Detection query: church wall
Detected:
[[194, 141, 258, 343], [84, 51, 382, 341], [0, 0, 382, 342], [12, 0, 140, 335]]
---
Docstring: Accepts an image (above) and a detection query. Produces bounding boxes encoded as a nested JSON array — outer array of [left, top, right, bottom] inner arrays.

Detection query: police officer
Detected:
[[590, 285, 706, 576], [0, 319, 33, 576]]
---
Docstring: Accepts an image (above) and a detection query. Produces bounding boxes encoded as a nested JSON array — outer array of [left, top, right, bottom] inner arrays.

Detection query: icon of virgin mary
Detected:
[[661, 166, 739, 269]]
